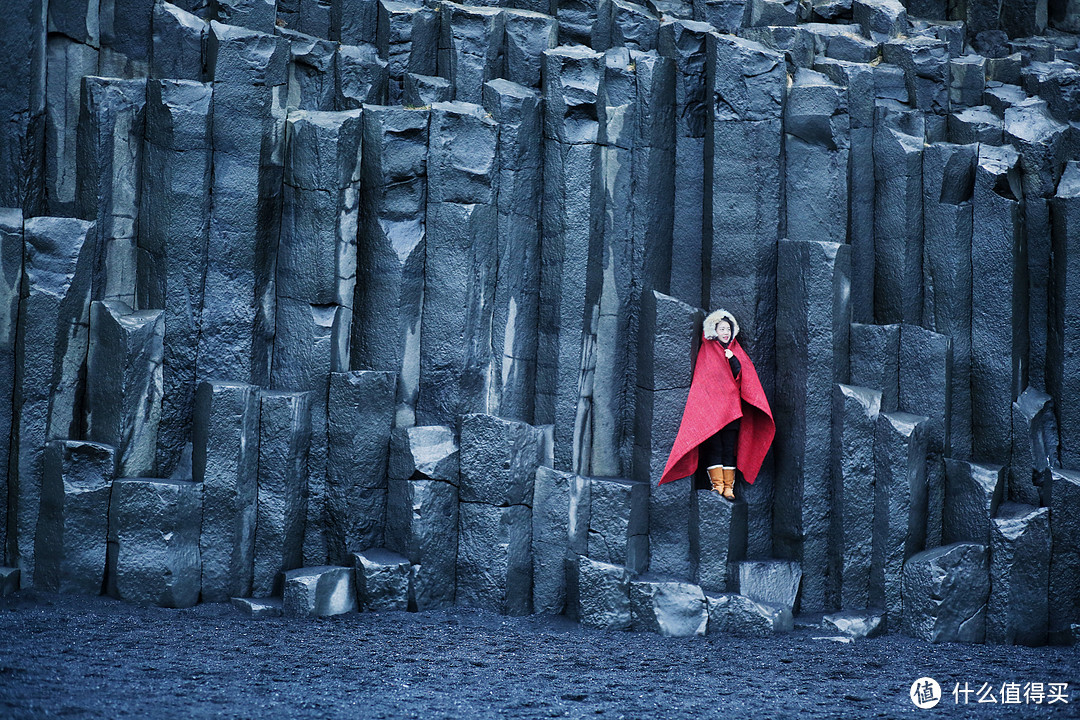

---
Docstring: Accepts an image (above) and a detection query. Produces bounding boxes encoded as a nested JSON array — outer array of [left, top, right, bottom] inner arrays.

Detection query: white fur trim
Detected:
[[704, 309, 739, 340]]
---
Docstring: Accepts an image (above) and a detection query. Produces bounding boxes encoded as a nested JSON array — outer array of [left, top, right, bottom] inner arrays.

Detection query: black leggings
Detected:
[[701, 419, 740, 467]]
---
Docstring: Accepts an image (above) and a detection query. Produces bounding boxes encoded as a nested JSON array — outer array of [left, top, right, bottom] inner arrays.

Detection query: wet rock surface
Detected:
[[0, 591, 1077, 718]]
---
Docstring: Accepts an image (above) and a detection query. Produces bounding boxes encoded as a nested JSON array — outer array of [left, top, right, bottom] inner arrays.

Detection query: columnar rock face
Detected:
[[774, 238, 851, 612], [336, 43, 389, 109], [46, 35, 99, 218], [0, 211, 22, 561], [151, 2, 207, 81], [138, 78, 212, 478], [989, 503, 1050, 646], [659, 19, 710, 308], [898, 324, 951, 547], [35, 440, 115, 593], [460, 413, 543, 506], [483, 79, 542, 423], [921, 142, 975, 460], [275, 110, 364, 566], [10, 0, 1080, 649], [872, 411, 929, 627], [872, 126, 923, 325], [85, 301, 164, 478], [326, 371, 394, 562], [439, 2, 504, 104], [0, 0, 46, 215], [377, 1, 438, 104], [107, 478, 202, 608], [705, 36, 784, 400], [193, 380, 259, 602], [784, 68, 849, 246], [352, 105, 428, 428], [538, 45, 603, 471], [11, 217, 96, 587], [532, 465, 574, 614], [588, 48, 674, 479], [587, 476, 649, 572], [732, 560, 801, 614], [902, 542, 989, 643], [419, 102, 498, 425], [1048, 469, 1080, 645], [635, 291, 701, 574], [849, 322, 899, 413], [971, 144, 1026, 469], [76, 76, 145, 308], [832, 384, 880, 610], [385, 425, 459, 610], [503, 10, 557, 89], [199, 22, 286, 389], [279, 30, 336, 113], [1050, 162, 1080, 468], [254, 390, 310, 597]]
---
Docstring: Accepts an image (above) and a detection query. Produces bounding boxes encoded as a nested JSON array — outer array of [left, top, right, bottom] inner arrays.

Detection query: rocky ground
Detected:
[[0, 590, 1077, 719]]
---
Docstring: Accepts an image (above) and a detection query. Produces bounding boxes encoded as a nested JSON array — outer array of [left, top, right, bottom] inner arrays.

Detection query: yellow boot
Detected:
[[707, 465, 725, 495], [721, 467, 736, 501]]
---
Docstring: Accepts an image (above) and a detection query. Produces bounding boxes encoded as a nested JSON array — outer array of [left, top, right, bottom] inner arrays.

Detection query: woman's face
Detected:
[[717, 320, 732, 344]]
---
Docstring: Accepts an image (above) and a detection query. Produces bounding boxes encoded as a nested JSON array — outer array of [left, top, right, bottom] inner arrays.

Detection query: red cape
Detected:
[[659, 336, 775, 485]]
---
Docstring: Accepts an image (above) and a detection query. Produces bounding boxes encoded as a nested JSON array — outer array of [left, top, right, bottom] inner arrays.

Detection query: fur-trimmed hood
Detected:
[[704, 309, 739, 341]]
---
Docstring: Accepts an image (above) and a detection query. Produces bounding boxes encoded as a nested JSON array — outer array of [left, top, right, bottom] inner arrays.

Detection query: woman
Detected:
[[659, 309, 774, 500]]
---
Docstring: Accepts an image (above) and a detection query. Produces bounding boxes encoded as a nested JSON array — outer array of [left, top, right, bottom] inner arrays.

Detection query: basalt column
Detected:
[[376, 0, 438, 105], [137, 79, 212, 477], [775, 238, 851, 612], [0, 0, 47, 214], [1049, 162, 1080, 467], [815, 59, 874, 324], [784, 68, 849, 246], [418, 101, 498, 426], [483, 79, 542, 423], [539, 46, 604, 472], [0, 211, 23, 564], [85, 301, 165, 479], [971, 144, 1028, 469], [75, 76, 146, 309], [45, 27, 99, 217], [921, 142, 975, 460], [198, 22, 286, 388], [634, 290, 703, 580], [1005, 99, 1066, 391], [706, 35, 785, 556], [872, 124, 923, 326], [658, 19, 709, 308], [11, 217, 96, 587], [274, 108, 363, 564], [586, 49, 674, 479], [352, 105, 428, 428], [439, 2, 504, 105]]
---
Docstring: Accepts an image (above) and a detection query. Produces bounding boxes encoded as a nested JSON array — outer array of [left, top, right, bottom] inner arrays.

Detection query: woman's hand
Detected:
[[725, 349, 733, 359]]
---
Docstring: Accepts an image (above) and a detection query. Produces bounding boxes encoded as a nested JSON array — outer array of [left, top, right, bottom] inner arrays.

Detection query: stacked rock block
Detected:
[[456, 413, 542, 615], [386, 425, 460, 610], [1, 0, 1079, 650]]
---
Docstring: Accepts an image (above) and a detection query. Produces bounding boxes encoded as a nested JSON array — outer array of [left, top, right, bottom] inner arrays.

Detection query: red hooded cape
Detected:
[[658, 335, 775, 485]]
